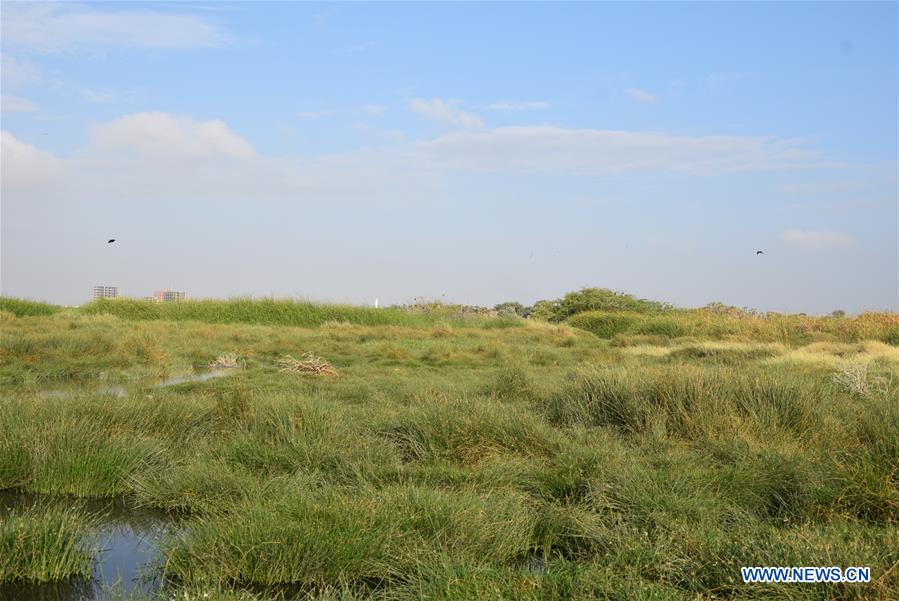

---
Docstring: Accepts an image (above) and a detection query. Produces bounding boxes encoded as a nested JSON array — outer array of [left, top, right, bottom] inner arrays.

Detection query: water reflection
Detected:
[[154, 369, 235, 388], [0, 493, 177, 601], [2, 368, 237, 599], [35, 368, 238, 400]]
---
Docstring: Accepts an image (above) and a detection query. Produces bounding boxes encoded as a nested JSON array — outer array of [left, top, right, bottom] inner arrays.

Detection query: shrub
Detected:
[[568, 312, 639, 339], [494, 302, 526, 317], [547, 288, 671, 322], [527, 299, 562, 321]]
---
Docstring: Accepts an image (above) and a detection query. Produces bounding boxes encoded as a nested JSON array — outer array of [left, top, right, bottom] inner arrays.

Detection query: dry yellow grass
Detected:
[[765, 340, 899, 366], [617, 339, 899, 367], [622, 340, 785, 358]]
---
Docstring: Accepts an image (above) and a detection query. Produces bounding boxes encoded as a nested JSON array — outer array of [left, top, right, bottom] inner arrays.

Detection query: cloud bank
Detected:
[[626, 88, 657, 103], [90, 112, 256, 160], [2, 112, 843, 213], [409, 98, 484, 129], [1, 2, 232, 53], [485, 101, 551, 111], [416, 127, 838, 175], [1, 95, 37, 113]]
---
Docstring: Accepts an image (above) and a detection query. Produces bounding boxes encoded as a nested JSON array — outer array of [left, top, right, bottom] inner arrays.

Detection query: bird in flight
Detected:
[[107, 239, 116, 244], [756, 250, 764, 255]]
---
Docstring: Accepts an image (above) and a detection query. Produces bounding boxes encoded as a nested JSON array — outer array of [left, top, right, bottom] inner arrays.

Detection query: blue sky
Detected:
[[1, 1, 896, 312]]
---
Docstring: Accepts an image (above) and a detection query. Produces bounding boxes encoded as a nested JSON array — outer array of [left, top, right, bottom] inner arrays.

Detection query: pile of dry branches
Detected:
[[278, 352, 338, 377], [209, 353, 241, 369]]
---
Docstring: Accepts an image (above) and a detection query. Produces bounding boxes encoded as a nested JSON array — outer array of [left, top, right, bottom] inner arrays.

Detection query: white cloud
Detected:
[[296, 110, 334, 119], [416, 126, 836, 175], [485, 101, 551, 111], [0, 113, 885, 312], [782, 229, 854, 251], [1, 95, 38, 113], [1, 117, 412, 212], [1, 113, 840, 219], [626, 88, 657, 103], [409, 98, 484, 129], [1, 54, 43, 88], [89, 112, 255, 160], [361, 104, 386, 117], [1, 2, 232, 52], [0, 131, 63, 192]]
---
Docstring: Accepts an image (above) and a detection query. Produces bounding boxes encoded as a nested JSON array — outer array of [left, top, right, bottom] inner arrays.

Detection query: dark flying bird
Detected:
[[107, 239, 116, 244], [756, 250, 764, 255]]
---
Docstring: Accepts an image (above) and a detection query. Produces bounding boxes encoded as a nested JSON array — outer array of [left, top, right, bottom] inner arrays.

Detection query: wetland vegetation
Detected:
[[0, 293, 897, 599]]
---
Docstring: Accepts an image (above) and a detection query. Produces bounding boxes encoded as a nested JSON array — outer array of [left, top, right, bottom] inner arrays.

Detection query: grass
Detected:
[[0, 297, 62, 318], [0, 502, 96, 583], [568, 308, 899, 345], [79, 297, 500, 329], [0, 299, 897, 599]]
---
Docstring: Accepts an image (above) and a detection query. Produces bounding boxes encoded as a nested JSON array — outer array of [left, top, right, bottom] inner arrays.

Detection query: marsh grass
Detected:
[[1, 305, 897, 598], [568, 309, 899, 345], [163, 479, 537, 590], [0, 502, 96, 583], [80, 298, 488, 329], [0, 297, 62, 318]]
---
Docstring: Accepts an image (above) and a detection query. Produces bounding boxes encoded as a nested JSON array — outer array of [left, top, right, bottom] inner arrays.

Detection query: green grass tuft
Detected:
[[0, 502, 96, 583], [0, 297, 62, 318]]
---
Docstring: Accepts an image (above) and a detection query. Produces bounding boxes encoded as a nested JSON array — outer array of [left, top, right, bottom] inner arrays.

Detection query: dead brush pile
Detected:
[[278, 352, 338, 377], [209, 353, 241, 369], [832, 362, 889, 398]]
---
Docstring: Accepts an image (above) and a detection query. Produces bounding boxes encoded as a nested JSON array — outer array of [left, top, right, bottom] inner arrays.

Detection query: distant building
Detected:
[[92, 285, 119, 300], [153, 289, 186, 302]]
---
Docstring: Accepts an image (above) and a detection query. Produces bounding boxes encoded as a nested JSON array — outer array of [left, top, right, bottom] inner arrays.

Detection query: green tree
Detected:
[[527, 299, 562, 321], [494, 302, 526, 317], [555, 288, 670, 320]]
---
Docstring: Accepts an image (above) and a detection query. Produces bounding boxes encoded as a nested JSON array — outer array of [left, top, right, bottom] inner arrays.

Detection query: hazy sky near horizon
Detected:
[[1, 1, 896, 313]]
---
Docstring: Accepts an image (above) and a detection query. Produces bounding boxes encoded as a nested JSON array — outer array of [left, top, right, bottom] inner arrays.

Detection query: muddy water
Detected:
[[154, 368, 235, 387], [0, 493, 178, 600], [38, 367, 238, 400]]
